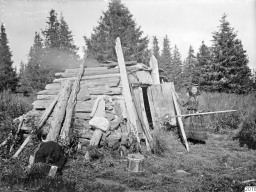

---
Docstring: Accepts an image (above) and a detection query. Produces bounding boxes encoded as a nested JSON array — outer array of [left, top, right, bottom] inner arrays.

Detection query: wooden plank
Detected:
[[115, 37, 139, 141], [37, 89, 59, 95], [137, 87, 154, 148], [75, 112, 91, 120], [147, 86, 160, 130], [33, 100, 54, 109], [45, 83, 60, 90], [135, 71, 153, 85], [62, 68, 120, 78], [75, 100, 96, 113], [149, 55, 160, 85], [37, 95, 56, 100], [74, 118, 91, 129], [171, 83, 189, 152], [46, 80, 73, 141]]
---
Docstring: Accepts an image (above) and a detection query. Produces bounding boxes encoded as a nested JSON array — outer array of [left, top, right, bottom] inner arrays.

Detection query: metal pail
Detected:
[[127, 153, 144, 172]]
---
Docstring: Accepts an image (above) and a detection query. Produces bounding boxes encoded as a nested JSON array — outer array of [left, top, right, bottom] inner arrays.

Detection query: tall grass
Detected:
[[202, 92, 256, 149], [0, 91, 32, 142]]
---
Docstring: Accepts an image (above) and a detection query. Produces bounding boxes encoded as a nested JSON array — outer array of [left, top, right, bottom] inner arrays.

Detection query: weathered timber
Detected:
[[33, 100, 55, 109], [60, 68, 120, 78], [10, 114, 25, 152], [54, 76, 120, 85], [75, 100, 96, 113], [45, 83, 60, 90], [46, 80, 73, 141], [171, 83, 189, 152], [147, 86, 160, 130], [37, 94, 60, 129], [115, 37, 139, 139], [37, 95, 56, 100], [137, 87, 154, 150], [37, 89, 59, 95], [89, 129, 103, 146], [13, 135, 32, 158], [147, 83, 176, 130], [74, 118, 91, 129], [149, 55, 160, 85], [88, 87, 122, 95], [60, 60, 86, 140], [75, 112, 91, 120], [134, 71, 153, 85], [77, 85, 90, 101]]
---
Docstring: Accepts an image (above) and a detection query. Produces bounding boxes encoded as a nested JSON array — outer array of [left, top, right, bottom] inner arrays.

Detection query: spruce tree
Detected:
[[182, 45, 197, 84], [171, 45, 182, 88], [211, 14, 252, 93], [0, 24, 17, 92], [85, 0, 149, 63], [196, 41, 212, 91], [160, 35, 172, 81], [152, 36, 160, 61]]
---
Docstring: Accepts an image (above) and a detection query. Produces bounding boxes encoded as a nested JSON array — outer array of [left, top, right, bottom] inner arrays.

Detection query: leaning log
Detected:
[[60, 60, 86, 141], [46, 80, 73, 141]]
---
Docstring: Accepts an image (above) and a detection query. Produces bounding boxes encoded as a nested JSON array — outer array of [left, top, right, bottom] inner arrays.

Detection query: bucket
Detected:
[[127, 153, 144, 172]]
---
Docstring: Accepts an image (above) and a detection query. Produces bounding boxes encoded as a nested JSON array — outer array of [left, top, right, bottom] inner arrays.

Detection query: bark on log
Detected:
[[60, 61, 86, 141], [46, 80, 73, 141], [37, 94, 60, 129]]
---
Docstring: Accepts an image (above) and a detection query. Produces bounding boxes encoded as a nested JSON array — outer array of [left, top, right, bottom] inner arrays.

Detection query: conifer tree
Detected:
[[0, 24, 17, 92], [182, 45, 197, 84], [85, 0, 149, 63], [152, 36, 160, 61], [211, 14, 252, 93], [171, 45, 182, 88], [160, 35, 172, 81], [196, 41, 212, 91]]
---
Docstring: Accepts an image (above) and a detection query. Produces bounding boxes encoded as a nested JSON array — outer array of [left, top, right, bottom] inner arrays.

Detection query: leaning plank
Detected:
[[115, 37, 139, 140], [12, 135, 32, 158], [37, 94, 60, 129], [60, 60, 86, 140], [137, 87, 154, 149], [147, 86, 160, 130], [149, 55, 160, 85], [171, 87, 189, 152], [46, 80, 73, 141], [89, 129, 103, 146], [10, 114, 25, 152]]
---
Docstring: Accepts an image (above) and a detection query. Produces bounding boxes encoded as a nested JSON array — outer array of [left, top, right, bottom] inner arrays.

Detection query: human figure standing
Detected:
[[177, 80, 207, 143]]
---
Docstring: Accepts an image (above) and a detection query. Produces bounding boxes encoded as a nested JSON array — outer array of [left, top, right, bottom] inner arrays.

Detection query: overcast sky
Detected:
[[0, 0, 255, 70]]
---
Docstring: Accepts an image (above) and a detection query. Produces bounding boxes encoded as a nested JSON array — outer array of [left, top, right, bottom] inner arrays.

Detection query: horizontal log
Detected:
[[75, 100, 96, 113], [45, 83, 60, 90], [88, 87, 122, 95], [37, 95, 56, 100], [33, 100, 54, 109], [75, 113, 91, 120], [37, 89, 59, 95], [74, 118, 91, 129]]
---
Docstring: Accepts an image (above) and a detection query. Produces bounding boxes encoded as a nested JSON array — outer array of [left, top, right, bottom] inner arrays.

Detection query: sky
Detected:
[[0, 0, 255, 70]]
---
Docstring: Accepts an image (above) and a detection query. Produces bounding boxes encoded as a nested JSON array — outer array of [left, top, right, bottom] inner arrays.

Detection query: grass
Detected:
[[0, 91, 256, 191]]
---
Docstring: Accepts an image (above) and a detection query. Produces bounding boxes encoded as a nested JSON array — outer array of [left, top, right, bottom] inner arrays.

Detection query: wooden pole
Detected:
[[10, 114, 25, 152], [47, 80, 73, 141], [169, 110, 237, 118], [172, 90, 189, 152], [60, 57, 87, 141], [12, 135, 32, 158], [37, 94, 60, 130], [115, 37, 139, 142], [149, 55, 160, 85]]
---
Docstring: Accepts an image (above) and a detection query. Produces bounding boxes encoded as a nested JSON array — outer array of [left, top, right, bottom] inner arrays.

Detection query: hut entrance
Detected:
[[141, 87, 153, 129]]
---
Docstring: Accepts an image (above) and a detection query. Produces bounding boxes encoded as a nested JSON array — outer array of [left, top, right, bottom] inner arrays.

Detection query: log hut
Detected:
[[12, 38, 186, 159]]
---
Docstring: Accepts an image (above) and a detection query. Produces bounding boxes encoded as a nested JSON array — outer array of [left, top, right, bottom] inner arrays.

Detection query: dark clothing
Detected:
[[178, 94, 207, 141], [34, 141, 66, 170]]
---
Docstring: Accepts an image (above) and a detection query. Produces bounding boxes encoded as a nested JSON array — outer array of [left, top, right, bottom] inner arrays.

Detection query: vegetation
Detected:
[[0, 24, 18, 92], [18, 9, 80, 94], [85, 0, 149, 63]]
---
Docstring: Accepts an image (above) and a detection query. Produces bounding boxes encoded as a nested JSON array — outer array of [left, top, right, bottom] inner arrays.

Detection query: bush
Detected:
[[202, 92, 256, 149]]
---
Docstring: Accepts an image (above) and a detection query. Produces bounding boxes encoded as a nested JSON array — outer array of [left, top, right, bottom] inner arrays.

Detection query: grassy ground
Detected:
[[0, 91, 256, 191]]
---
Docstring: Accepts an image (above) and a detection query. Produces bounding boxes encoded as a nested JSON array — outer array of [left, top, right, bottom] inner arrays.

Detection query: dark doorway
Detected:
[[141, 87, 153, 129]]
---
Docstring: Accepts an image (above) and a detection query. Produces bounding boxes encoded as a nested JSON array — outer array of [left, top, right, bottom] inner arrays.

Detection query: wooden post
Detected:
[[47, 80, 73, 141], [149, 55, 160, 85], [115, 37, 139, 141], [60, 59, 86, 141], [171, 86, 189, 152]]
